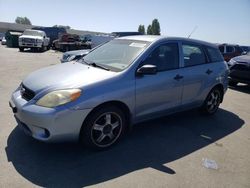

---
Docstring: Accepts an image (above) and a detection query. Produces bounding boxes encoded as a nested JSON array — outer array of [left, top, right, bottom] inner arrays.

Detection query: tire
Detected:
[[229, 80, 238, 87], [201, 88, 222, 115], [80, 105, 126, 150], [19, 47, 24, 52]]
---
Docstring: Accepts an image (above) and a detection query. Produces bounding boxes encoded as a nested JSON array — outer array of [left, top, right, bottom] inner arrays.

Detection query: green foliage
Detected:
[[147, 25, 153, 35], [151, 19, 161, 35], [140, 18, 161, 35], [138, 24, 145, 34], [15, 16, 32, 25]]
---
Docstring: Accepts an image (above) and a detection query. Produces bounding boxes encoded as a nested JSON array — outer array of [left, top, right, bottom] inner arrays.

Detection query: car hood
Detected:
[[19, 35, 43, 40], [232, 55, 250, 64], [22, 62, 116, 94]]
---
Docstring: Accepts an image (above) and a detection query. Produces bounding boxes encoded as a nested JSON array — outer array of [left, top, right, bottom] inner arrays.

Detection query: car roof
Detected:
[[117, 35, 217, 48]]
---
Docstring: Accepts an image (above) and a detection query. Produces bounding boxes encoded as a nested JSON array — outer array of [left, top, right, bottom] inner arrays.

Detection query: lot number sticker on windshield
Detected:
[[129, 43, 146, 48]]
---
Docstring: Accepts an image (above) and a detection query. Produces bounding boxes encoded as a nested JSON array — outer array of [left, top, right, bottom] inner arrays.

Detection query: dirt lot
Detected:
[[0, 44, 250, 188]]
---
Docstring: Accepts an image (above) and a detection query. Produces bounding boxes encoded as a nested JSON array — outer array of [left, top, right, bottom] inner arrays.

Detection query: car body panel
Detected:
[[10, 36, 228, 142]]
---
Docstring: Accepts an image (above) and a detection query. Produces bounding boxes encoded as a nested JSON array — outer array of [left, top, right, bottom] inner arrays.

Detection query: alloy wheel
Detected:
[[91, 112, 122, 147]]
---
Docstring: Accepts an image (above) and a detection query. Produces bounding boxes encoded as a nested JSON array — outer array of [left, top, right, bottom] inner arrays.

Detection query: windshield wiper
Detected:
[[81, 59, 110, 71]]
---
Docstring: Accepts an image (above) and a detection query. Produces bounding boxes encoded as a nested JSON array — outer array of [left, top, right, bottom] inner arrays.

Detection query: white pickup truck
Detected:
[[18, 29, 50, 52]]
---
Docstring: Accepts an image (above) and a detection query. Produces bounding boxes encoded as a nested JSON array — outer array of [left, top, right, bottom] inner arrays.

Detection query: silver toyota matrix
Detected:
[[10, 36, 229, 149]]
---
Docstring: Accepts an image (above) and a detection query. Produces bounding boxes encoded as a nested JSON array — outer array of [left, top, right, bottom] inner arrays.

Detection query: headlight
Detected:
[[36, 89, 81, 108], [228, 59, 237, 66]]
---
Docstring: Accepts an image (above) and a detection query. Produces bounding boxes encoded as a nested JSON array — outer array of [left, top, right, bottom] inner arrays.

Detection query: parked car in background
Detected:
[[18, 29, 50, 52], [218, 44, 243, 62], [227, 51, 250, 86], [240, 46, 250, 53], [52, 33, 91, 52], [83, 34, 115, 48], [32, 27, 67, 48], [60, 49, 90, 63], [1, 36, 6, 45], [0, 32, 5, 41], [9, 36, 228, 149]]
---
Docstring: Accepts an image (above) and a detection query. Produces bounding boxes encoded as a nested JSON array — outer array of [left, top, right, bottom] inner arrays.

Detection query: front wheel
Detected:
[[80, 106, 126, 150], [201, 88, 222, 115], [19, 47, 24, 52]]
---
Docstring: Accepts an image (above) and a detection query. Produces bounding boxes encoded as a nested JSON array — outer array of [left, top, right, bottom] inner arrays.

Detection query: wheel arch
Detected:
[[79, 100, 132, 141]]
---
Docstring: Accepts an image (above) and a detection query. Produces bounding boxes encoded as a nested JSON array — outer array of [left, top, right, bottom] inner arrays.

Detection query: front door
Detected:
[[135, 42, 183, 121]]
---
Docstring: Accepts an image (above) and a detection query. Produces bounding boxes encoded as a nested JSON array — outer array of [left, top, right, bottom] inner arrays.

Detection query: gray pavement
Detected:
[[0, 44, 249, 188]]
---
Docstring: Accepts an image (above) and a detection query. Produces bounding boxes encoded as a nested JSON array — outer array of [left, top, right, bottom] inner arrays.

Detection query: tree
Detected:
[[151, 19, 161, 35], [138, 24, 145, 34], [15, 17, 32, 25], [147, 25, 153, 35]]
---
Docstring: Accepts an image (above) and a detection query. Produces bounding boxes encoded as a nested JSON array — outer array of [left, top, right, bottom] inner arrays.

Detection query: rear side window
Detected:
[[182, 44, 206, 67], [206, 47, 224, 62]]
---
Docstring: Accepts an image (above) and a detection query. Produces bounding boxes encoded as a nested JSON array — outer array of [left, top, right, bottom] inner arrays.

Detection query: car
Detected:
[[60, 49, 90, 63], [9, 36, 228, 150], [218, 43, 243, 62], [227, 51, 250, 86], [240, 46, 250, 53], [18, 29, 50, 52], [32, 26, 67, 48], [1, 36, 6, 45]]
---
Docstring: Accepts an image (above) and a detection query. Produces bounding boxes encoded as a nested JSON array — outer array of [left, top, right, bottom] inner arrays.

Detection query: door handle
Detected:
[[174, 74, 184, 81], [206, 69, 213, 75]]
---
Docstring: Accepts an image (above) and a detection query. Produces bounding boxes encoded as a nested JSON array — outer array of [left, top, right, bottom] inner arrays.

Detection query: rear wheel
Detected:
[[201, 88, 222, 115], [80, 106, 126, 150]]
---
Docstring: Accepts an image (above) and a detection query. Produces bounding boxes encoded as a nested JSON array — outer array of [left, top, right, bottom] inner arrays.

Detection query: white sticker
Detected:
[[129, 43, 146, 48]]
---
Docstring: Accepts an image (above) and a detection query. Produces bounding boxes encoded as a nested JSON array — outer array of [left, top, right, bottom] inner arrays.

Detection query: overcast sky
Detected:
[[0, 0, 249, 45]]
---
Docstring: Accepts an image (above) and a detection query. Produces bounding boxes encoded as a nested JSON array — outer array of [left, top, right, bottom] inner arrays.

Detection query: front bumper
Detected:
[[9, 90, 92, 142], [19, 42, 43, 48]]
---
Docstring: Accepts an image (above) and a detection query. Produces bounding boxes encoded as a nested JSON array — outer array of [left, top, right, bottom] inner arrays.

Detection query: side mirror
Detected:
[[137, 64, 157, 75]]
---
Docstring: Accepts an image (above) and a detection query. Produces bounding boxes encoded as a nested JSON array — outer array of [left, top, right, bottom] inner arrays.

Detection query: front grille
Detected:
[[23, 38, 36, 43], [20, 84, 35, 101]]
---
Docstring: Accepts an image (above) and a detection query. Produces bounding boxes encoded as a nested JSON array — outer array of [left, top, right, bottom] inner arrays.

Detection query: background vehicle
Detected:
[[0, 32, 5, 41], [240, 46, 250, 53], [32, 27, 67, 48], [83, 34, 114, 48], [10, 36, 228, 150], [1, 36, 6, 45], [18, 29, 50, 52], [60, 49, 90, 63], [227, 51, 250, 86], [218, 43, 243, 62], [52, 33, 91, 52]]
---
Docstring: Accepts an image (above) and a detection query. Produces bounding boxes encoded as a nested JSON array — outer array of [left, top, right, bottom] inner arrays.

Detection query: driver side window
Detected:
[[143, 43, 179, 71]]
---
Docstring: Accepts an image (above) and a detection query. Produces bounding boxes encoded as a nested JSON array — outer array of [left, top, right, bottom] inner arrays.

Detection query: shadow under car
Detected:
[[5, 108, 244, 187]]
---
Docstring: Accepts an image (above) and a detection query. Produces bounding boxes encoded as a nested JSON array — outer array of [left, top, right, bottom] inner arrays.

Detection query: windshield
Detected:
[[23, 30, 44, 37], [83, 39, 150, 72]]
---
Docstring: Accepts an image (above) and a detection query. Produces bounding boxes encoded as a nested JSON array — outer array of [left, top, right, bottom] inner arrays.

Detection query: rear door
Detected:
[[179, 42, 212, 107]]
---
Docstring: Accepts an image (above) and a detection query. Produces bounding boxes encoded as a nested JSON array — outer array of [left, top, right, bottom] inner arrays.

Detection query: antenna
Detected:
[[188, 26, 198, 38]]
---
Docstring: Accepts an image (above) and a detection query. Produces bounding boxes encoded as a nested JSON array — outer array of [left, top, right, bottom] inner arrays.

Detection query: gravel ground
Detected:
[[0, 44, 250, 188]]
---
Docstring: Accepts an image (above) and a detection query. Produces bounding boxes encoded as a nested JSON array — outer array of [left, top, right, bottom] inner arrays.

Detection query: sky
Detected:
[[0, 0, 250, 45]]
